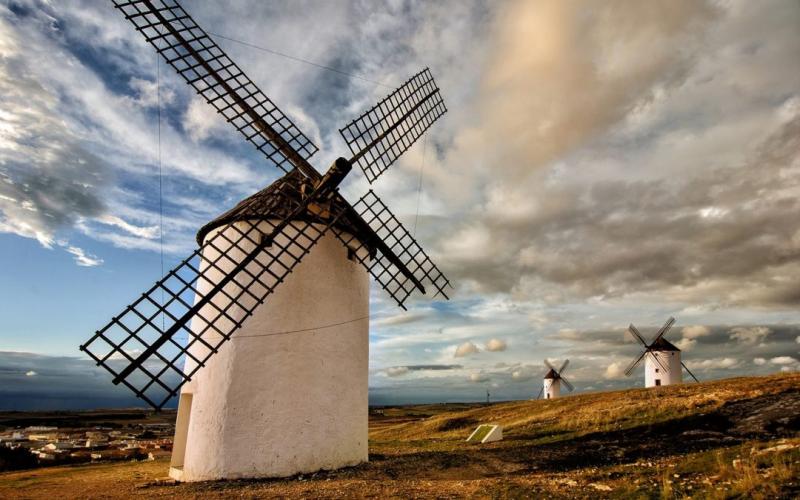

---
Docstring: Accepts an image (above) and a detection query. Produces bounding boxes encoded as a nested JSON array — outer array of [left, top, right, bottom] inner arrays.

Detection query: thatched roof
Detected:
[[650, 336, 680, 352], [544, 368, 559, 380], [196, 169, 360, 245]]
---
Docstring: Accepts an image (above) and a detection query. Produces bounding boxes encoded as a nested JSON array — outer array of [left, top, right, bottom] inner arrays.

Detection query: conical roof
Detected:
[[544, 368, 559, 379], [196, 169, 360, 245], [649, 336, 680, 352]]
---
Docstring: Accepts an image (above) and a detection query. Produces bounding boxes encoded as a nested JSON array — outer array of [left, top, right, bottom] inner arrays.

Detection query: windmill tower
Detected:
[[624, 317, 699, 388], [81, 0, 450, 482], [538, 359, 573, 399]]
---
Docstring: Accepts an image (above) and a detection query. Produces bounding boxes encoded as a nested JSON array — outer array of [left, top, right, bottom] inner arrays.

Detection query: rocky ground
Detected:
[[1, 373, 798, 499]]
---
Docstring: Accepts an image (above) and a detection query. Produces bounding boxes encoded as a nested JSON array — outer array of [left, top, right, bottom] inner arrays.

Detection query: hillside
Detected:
[[1, 373, 798, 498]]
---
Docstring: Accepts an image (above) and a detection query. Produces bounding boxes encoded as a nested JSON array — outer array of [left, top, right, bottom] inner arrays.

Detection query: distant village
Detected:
[[0, 421, 173, 470]]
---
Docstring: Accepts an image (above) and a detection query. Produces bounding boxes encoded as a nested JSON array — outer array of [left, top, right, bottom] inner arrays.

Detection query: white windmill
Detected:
[[624, 317, 699, 388], [537, 359, 573, 400], [81, 0, 450, 482]]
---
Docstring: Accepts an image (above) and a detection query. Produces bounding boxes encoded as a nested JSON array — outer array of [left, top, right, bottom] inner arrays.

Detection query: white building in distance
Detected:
[[543, 369, 561, 399], [644, 337, 682, 388]]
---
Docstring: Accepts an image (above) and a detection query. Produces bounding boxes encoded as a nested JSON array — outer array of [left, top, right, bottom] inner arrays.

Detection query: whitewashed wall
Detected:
[[170, 219, 370, 481], [543, 377, 561, 399], [644, 350, 682, 388]]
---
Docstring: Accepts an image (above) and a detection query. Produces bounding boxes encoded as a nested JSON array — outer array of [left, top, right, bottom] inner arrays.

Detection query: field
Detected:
[[1, 373, 798, 498]]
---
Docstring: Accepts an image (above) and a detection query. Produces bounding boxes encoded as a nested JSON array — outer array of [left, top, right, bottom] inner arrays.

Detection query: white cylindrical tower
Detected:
[[543, 372, 561, 399], [644, 345, 682, 388], [169, 175, 370, 482]]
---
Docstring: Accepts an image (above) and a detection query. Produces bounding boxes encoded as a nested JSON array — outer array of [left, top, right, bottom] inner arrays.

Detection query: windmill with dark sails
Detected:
[[624, 317, 699, 388], [537, 359, 574, 399], [79, 0, 451, 481]]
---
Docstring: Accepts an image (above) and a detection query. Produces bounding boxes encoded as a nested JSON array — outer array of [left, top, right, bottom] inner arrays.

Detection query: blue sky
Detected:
[[1, 0, 799, 409]]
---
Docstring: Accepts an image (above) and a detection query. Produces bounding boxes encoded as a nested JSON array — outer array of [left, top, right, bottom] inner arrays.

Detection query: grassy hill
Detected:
[[1, 373, 798, 498]]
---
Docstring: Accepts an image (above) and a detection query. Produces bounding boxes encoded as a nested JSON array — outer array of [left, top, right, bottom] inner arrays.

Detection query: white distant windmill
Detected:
[[537, 359, 573, 399], [80, 0, 450, 482], [624, 317, 699, 388]]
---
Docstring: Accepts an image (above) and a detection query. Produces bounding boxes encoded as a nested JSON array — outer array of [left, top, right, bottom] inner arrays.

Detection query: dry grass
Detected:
[[1, 373, 798, 499], [373, 373, 798, 444]]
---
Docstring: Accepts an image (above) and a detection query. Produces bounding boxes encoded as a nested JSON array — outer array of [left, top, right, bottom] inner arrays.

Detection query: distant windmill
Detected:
[[624, 317, 699, 388], [80, 0, 450, 482], [537, 359, 574, 400]]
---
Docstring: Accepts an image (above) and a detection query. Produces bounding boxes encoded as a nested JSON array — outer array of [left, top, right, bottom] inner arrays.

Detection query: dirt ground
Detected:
[[1, 374, 798, 499]]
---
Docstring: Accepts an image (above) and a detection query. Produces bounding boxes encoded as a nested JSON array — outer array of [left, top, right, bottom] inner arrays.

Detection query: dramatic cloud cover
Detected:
[[0, 0, 798, 408]]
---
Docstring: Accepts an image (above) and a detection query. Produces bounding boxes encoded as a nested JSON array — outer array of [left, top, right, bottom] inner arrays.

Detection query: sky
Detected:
[[0, 0, 798, 410]]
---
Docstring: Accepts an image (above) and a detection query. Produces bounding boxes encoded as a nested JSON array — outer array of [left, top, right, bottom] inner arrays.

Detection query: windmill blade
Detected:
[[682, 361, 700, 383], [544, 359, 557, 372], [560, 376, 575, 392], [627, 324, 648, 347], [80, 172, 348, 409], [536, 387, 544, 400], [558, 359, 570, 374], [112, 0, 320, 178], [650, 316, 676, 345], [333, 190, 451, 309], [624, 351, 647, 376], [340, 68, 447, 183]]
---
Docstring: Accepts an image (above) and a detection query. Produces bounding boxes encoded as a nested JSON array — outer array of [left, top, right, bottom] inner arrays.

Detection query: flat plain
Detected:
[[1, 373, 798, 499]]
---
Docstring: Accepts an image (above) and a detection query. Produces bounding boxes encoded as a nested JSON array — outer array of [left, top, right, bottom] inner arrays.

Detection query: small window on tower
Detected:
[[655, 368, 659, 373], [655, 379, 661, 386], [347, 247, 357, 262]]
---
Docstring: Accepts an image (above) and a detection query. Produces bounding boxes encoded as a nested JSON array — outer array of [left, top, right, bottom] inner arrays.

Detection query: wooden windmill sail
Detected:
[[624, 317, 699, 388], [537, 359, 573, 399], [79, 0, 451, 481]]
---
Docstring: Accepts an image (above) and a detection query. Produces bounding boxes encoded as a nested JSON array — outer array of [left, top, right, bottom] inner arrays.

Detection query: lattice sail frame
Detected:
[[113, 0, 318, 174], [340, 68, 447, 183], [334, 191, 451, 310], [80, 176, 347, 409], [87, 1, 454, 410]]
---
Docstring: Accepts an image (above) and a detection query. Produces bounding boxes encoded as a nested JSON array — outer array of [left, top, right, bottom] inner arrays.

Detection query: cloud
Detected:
[[184, 95, 224, 142], [682, 325, 711, 340], [127, 77, 175, 108], [0, 351, 148, 410], [686, 358, 740, 370], [430, 1, 800, 311], [97, 215, 159, 240], [753, 358, 767, 366], [675, 338, 696, 351], [511, 370, 533, 382], [63, 245, 103, 267], [469, 372, 489, 383], [604, 362, 625, 380], [386, 366, 409, 377], [0, 3, 264, 263], [770, 356, 798, 366], [454, 341, 480, 358], [485, 338, 507, 352], [676, 325, 712, 350], [2, 0, 800, 408], [384, 364, 462, 377], [510, 364, 541, 382], [553, 329, 582, 341], [730, 326, 771, 346], [405, 364, 463, 371]]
